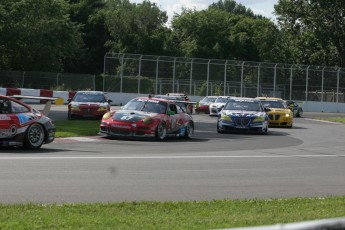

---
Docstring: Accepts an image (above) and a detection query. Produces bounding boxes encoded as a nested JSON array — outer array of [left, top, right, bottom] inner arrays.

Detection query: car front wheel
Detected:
[[24, 123, 45, 149], [155, 122, 167, 140]]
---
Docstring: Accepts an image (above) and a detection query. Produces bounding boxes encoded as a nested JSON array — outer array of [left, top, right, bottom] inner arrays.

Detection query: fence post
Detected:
[[190, 59, 194, 95], [257, 63, 261, 97], [337, 68, 340, 107], [155, 57, 159, 95], [305, 66, 310, 101], [207, 60, 211, 96], [273, 63, 278, 97], [138, 55, 142, 94], [173, 57, 176, 93], [289, 67, 293, 100], [241, 62, 245, 97], [321, 67, 325, 102], [224, 60, 228, 96], [120, 54, 124, 93], [22, 72, 25, 88]]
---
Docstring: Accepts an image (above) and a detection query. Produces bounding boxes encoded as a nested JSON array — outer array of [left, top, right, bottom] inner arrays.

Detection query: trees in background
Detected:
[[1, 0, 344, 74], [0, 0, 83, 72], [274, 0, 344, 67]]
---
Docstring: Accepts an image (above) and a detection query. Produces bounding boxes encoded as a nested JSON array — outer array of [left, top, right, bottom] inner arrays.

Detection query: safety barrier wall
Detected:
[[1, 87, 345, 113]]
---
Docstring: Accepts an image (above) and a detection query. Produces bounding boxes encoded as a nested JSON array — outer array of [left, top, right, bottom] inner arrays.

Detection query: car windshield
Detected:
[[74, 93, 106, 103], [261, 100, 286, 108], [224, 101, 262, 111], [215, 97, 228, 103], [201, 97, 216, 103], [122, 98, 167, 114]]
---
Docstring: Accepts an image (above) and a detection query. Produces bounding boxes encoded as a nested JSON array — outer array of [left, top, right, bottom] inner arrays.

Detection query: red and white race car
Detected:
[[0, 95, 55, 149], [99, 96, 194, 140]]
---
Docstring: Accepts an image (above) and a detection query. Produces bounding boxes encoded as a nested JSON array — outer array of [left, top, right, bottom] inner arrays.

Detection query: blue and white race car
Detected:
[[217, 97, 269, 134]]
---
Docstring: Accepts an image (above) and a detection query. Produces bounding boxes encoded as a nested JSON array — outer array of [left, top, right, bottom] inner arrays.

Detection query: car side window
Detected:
[[176, 104, 184, 114], [169, 104, 177, 114], [0, 99, 11, 114], [11, 101, 29, 113]]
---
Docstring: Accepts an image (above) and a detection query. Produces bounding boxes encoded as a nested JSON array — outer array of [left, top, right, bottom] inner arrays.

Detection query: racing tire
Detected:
[[183, 121, 194, 139], [216, 121, 224, 133], [155, 122, 167, 141], [23, 123, 45, 149], [260, 127, 268, 135]]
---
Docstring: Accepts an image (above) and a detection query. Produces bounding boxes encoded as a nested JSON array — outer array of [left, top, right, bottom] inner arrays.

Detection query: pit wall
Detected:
[[1, 87, 345, 113]]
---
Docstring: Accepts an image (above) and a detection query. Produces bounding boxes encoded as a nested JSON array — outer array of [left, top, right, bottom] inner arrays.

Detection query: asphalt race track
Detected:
[[0, 105, 345, 203]]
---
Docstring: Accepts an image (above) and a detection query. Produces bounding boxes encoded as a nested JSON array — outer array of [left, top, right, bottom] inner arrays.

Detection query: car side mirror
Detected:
[[108, 99, 112, 103], [168, 111, 175, 116], [264, 107, 271, 112], [67, 98, 71, 103]]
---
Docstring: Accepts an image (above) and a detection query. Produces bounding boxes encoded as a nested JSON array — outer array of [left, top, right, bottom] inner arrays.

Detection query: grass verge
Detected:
[[315, 117, 345, 124], [1, 196, 345, 229], [54, 120, 100, 138]]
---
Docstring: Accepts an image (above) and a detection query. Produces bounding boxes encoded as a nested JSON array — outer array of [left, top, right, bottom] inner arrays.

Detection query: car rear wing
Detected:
[[11, 95, 64, 116]]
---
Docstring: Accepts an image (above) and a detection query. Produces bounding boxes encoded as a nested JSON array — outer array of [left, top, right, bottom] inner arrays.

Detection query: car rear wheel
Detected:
[[24, 123, 45, 149], [183, 121, 194, 139], [155, 122, 167, 140]]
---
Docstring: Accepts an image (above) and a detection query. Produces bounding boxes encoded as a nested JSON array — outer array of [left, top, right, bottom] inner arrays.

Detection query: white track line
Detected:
[[0, 155, 344, 160]]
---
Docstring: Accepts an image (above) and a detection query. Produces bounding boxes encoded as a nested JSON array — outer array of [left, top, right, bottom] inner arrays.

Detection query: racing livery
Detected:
[[286, 100, 303, 117], [195, 96, 218, 114], [217, 97, 269, 134], [68, 91, 112, 119], [209, 96, 232, 116], [99, 96, 194, 140], [257, 97, 293, 128], [0, 95, 55, 149]]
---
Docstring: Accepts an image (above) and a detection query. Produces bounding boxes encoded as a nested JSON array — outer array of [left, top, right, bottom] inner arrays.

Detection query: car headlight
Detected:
[[285, 113, 290, 117], [97, 106, 107, 111], [142, 117, 153, 124], [221, 113, 232, 121], [253, 116, 265, 122], [102, 112, 111, 120], [71, 105, 80, 111]]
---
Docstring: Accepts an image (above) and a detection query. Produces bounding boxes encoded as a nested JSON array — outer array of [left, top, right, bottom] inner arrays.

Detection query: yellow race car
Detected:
[[256, 97, 293, 128]]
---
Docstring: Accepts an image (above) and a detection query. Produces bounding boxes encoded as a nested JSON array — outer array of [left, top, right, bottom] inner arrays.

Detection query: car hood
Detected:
[[210, 102, 226, 107], [70, 102, 108, 106], [112, 110, 157, 122], [269, 108, 290, 113], [223, 110, 266, 117]]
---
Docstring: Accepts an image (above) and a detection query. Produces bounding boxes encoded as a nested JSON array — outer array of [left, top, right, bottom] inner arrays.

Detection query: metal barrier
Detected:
[[104, 53, 345, 103]]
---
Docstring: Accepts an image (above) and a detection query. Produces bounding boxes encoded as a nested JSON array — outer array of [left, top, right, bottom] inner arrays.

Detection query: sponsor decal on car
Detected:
[[0, 125, 17, 138], [0, 115, 11, 120]]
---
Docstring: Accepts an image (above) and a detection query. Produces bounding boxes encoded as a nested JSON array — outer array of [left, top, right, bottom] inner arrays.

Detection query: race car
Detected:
[[209, 96, 232, 116], [166, 93, 194, 114], [217, 97, 269, 134], [256, 97, 293, 128], [0, 95, 55, 149], [67, 91, 112, 119], [153, 95, 195, 115], [195, 96, 218, 114], [286, 100, 303, 117], [99, 96, 194, 140]]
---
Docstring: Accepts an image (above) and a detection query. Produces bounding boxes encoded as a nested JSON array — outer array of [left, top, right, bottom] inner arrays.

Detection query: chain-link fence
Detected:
[[0, 70, 96, 91], [104, 53, 345, 103]]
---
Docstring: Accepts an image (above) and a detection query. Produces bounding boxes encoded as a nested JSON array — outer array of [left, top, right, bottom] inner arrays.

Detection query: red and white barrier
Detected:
[[0, 87, 75, 104]]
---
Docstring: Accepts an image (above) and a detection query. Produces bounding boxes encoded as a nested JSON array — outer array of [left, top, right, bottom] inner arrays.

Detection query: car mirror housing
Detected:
[[168, 111, 175, 116]]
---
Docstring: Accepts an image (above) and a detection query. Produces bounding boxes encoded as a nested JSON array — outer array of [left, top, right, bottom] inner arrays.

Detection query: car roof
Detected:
[[229, 97, 261, 102], [76, 91, 105, 94], [256, 97, 283, 101]]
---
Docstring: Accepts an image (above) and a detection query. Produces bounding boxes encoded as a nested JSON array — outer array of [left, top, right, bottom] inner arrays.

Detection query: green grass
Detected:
[[49, 119, 345, 229], [54, 120, 100, 138], [315, 117, 345, 124], [0, 197, 345, 229]]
